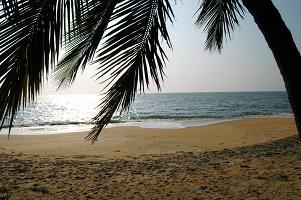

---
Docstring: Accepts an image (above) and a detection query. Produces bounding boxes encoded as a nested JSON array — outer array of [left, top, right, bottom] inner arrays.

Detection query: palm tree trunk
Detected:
[[242, 0, 301, 138]]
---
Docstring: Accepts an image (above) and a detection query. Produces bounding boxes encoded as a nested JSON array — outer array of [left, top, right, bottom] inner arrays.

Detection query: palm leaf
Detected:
[[83, 0, 174, 142], [0, 0, 86, 133], [54, 0, 119, 88], [195, 0, 245, 52], [0, 0, 173, 141]]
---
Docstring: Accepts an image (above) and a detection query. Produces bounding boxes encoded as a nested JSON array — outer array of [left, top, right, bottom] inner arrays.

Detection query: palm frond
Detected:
[[195, 0, 245, 52], [0, 0, 85, 133], [54, 0, 119, 88], [84, 0, 174, 142]]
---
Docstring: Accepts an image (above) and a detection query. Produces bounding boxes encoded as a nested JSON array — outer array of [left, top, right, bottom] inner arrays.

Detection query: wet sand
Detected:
[[0, 118, 300, 199]]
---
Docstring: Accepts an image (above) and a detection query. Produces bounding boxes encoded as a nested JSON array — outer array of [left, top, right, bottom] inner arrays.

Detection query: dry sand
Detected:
[[0, 118, 300, 199]]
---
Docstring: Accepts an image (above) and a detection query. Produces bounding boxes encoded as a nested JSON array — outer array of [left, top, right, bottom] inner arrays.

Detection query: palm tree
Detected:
[[195, 0, 301, 138], [0, 0, 300, 142]]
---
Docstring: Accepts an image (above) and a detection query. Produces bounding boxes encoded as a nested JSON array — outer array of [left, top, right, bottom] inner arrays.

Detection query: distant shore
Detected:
[[0, 118, 300, 199]]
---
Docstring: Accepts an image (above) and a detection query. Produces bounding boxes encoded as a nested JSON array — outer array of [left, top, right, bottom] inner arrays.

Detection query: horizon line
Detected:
[[41, 90, 287, 95]]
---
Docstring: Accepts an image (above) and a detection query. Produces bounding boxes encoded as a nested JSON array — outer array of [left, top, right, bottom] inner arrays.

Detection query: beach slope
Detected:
[[0, 118, 300, 199]]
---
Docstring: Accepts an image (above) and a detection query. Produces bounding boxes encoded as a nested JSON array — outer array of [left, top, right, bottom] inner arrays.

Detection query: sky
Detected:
[[43, 0, 301, 94]]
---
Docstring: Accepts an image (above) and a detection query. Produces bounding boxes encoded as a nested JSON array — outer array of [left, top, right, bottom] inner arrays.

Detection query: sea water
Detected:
[[0, 92, 293, 135]]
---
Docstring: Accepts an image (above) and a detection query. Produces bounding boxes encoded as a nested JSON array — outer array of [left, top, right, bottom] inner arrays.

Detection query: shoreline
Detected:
[[0, 118, 297, 159], [1, 115, 294, 136]]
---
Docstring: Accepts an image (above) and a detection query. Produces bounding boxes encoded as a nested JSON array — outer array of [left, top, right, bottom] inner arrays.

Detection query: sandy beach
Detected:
[[0, 118, 300, 199]]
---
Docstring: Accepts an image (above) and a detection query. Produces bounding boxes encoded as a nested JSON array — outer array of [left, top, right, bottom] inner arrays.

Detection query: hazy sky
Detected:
[[43, 0, 301, 94]]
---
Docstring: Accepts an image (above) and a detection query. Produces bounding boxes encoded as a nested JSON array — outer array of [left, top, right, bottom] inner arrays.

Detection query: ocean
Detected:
[[1, 91, 293, 135]]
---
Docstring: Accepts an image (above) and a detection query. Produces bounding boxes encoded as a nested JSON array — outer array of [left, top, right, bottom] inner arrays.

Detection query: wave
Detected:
[[123, 115, 225, 120], [1, 121, 94, 129], [118, 112, 293, 121], [2, 119, 135, 129], [2, 113, 293, 129]]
